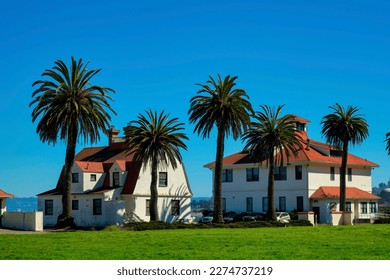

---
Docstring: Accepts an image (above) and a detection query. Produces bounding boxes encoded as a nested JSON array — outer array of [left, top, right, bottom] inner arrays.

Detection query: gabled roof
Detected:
[[310, 186, 380, 200], [0, 189, 15, 198]]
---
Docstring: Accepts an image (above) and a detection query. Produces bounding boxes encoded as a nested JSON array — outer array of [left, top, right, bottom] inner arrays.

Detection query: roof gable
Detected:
[[310, 187, 380, 200]]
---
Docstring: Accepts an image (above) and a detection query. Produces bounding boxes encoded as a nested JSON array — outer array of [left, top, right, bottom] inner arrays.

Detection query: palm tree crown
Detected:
[[321, 103, 369, 212], [242, 105, 303, 220], [188, 74, 253, 223], [30, 57, 115, 228], [124, 110, 188, 221]]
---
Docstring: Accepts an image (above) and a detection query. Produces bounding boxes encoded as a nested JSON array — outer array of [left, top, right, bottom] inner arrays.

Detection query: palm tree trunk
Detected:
[[267, 152, 276, 220], [339, 141, 349, 212], [149, 157, 159, 221], [213, 125, 225, 224], [57, 125, 77, 228]]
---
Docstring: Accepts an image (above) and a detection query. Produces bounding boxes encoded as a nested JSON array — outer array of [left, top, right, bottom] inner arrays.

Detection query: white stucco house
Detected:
[[37, 128, 192, 227], [205, 116, 380, 224]]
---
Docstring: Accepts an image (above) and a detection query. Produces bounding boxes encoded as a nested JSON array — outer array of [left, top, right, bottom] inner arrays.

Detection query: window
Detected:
[[279, 196, 286, 212], [296, 122, 305, 131], [93, 199, 102, 215], [361, 202, 368, 214], [295, 165, 302, 180], [345, 202, 351, 212], [369, 202, 377, 213], [171, 200, 180, 216], [90, 174, 96, 182], [297, 196, 304, 212], [246, 168, 259, 181], [274, 166, 287, 181], [330, 167, 335, 181], [72, 173, 79, 183], [262, 197, 268, 212], [145, 199, 150, 216], [159, 172, 168, 187], [44, 200, 53, 216], [222, 198, 226, 212], [222, 169, 233, 182], [113, 172, 120, 187], [348, 168, 352, 181], [246, 197, 253, 213], [72, 200, 79, 210]]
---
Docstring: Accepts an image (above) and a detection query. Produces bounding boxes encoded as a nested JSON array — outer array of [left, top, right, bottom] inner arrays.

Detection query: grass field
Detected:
[[0, 224, 389, 260]]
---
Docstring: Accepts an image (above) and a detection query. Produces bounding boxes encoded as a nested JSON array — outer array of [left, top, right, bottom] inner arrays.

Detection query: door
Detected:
[[312, 207, 320, 224]]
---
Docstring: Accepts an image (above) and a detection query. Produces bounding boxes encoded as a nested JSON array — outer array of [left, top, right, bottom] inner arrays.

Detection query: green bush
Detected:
[[374, 218, 390, 224]]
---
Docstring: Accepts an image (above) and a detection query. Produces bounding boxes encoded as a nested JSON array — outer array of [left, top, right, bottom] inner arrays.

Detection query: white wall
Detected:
[[3, 212, 43, 231]]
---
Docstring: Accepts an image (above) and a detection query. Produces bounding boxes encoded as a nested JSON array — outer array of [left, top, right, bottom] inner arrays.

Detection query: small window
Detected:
[[246, 168, 259, 182], [72, 173, 79, 183], [93, 199, 102, 215], [330, 167, 335, 181], [297, 196, 304, 212], [345, 202, 351, 212], [279, 196, 286, 212], [262, 197, 268, 212], [295, 165, 302, 180], [274, 166, 287, 181], [222, 198, 226, 212], [159, 172, 168, 187], [72, 200, 79, 210], [369, 202, 377, 213], [222, 169, 233, 182], [90, 174, 97, 182], [44, 200, 53, 216], [246, 197, 253, 213], [113, 172, 120, 187], [361, 202, 368, 214], [348, 168, 352, 181], [171, 200, 180, 216], [145, 199, 150, 216]]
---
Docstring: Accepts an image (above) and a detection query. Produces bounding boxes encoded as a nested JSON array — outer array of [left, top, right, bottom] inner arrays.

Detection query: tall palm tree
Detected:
[[242, 105, 303, 220], [188, 74, 253, 223], [386, 132, 390, 155], [123, 110, 188, 221], [321, 103, 369, 211], [30, 57, 115, 228]]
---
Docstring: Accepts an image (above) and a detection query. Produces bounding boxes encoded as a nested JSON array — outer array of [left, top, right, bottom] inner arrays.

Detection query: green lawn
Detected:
[[1, 224, 389, 260]]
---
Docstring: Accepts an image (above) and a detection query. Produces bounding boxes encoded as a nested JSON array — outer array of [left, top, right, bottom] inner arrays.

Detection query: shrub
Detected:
[[374, 218, 390, 224]]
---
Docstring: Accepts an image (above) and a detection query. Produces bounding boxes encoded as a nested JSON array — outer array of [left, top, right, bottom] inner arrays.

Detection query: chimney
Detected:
[[306, 138, 310, 150], [108, 126, 120, 145]]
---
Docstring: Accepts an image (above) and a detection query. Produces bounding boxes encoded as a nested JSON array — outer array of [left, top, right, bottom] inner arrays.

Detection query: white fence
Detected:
[[2, 211, 43, 231]]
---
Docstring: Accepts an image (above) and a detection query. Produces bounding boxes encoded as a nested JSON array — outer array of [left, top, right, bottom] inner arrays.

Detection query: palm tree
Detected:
[[188, 74, 253, 223], [123, 110, 188, 221], [242, 105, 303, 220], [30, 57, 115, 228], [321, 103, 369, 211], [386, 132, 390, 155]]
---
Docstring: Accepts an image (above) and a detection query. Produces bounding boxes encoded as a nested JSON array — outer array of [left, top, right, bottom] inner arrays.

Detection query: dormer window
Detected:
[[113, 172, 120, 187], [296, 122, 305, 131]]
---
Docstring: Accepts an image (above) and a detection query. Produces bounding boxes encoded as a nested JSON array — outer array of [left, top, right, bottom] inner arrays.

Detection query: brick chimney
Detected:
[[108, 126, 120, 145]]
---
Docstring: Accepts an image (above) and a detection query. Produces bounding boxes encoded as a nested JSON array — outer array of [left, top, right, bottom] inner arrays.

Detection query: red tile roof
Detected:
[[74, 161, 104, 173], [310, 186, 380, 200], [0, 189, 15, 198]]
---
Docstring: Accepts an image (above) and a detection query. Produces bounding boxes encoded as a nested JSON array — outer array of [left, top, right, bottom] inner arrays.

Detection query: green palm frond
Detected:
[[386, 132, 390, 155]]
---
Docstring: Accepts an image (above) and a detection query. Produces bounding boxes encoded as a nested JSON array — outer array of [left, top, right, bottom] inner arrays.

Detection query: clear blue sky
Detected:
[[0, 0, 389, 197]]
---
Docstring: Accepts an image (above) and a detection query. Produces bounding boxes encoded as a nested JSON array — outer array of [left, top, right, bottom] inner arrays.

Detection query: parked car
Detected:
[[242, 215, 256, 222], [276, 212, 291, 223]]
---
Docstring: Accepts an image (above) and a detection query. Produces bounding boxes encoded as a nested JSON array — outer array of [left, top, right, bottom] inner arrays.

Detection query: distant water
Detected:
[[5, 197, 38, 212]]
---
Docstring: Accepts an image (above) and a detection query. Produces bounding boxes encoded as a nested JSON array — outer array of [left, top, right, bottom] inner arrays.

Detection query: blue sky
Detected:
[[0, 0, 389, 197]]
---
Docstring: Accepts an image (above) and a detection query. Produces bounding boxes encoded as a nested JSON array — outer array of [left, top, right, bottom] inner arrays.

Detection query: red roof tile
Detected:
[[0, 189, 15, 198], [310, 186, 380, 200], [74, 161, 104, 173]]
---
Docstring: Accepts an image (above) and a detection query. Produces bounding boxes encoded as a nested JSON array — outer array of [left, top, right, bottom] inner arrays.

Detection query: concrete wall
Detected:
[[2, 211, 43, 231]]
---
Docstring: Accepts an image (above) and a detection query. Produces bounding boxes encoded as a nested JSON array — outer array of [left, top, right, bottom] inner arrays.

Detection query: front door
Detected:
[[312, 207, 320, 224]]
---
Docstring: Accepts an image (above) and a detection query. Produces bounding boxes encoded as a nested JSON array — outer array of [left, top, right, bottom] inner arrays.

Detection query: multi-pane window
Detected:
[[369, 202, 377, 213], [345, 202, 351, 212], [348, 168, 352, 181], [93, 199, 102, 215], [171, 200, 180, 216], [90, 174, 97, 182], [145, 199, 150, 216], [279, 196, 286, 212], [295, 165, 302, 180], [330, 167, 335, 181], [113, 172, 120, 186], [274, 166, 287, 180], [72, 200, 79, 210], [262, 197, 268, 212], [361, 202, 368, 214], [222, 169, 233, 182], [246, 168, 259, 182], [44, 200, 53, 216], [159, 172, 168, 187], [72, 173, 79, 183], [246, 197, 253, 213], [296, 196, 304, 212]]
